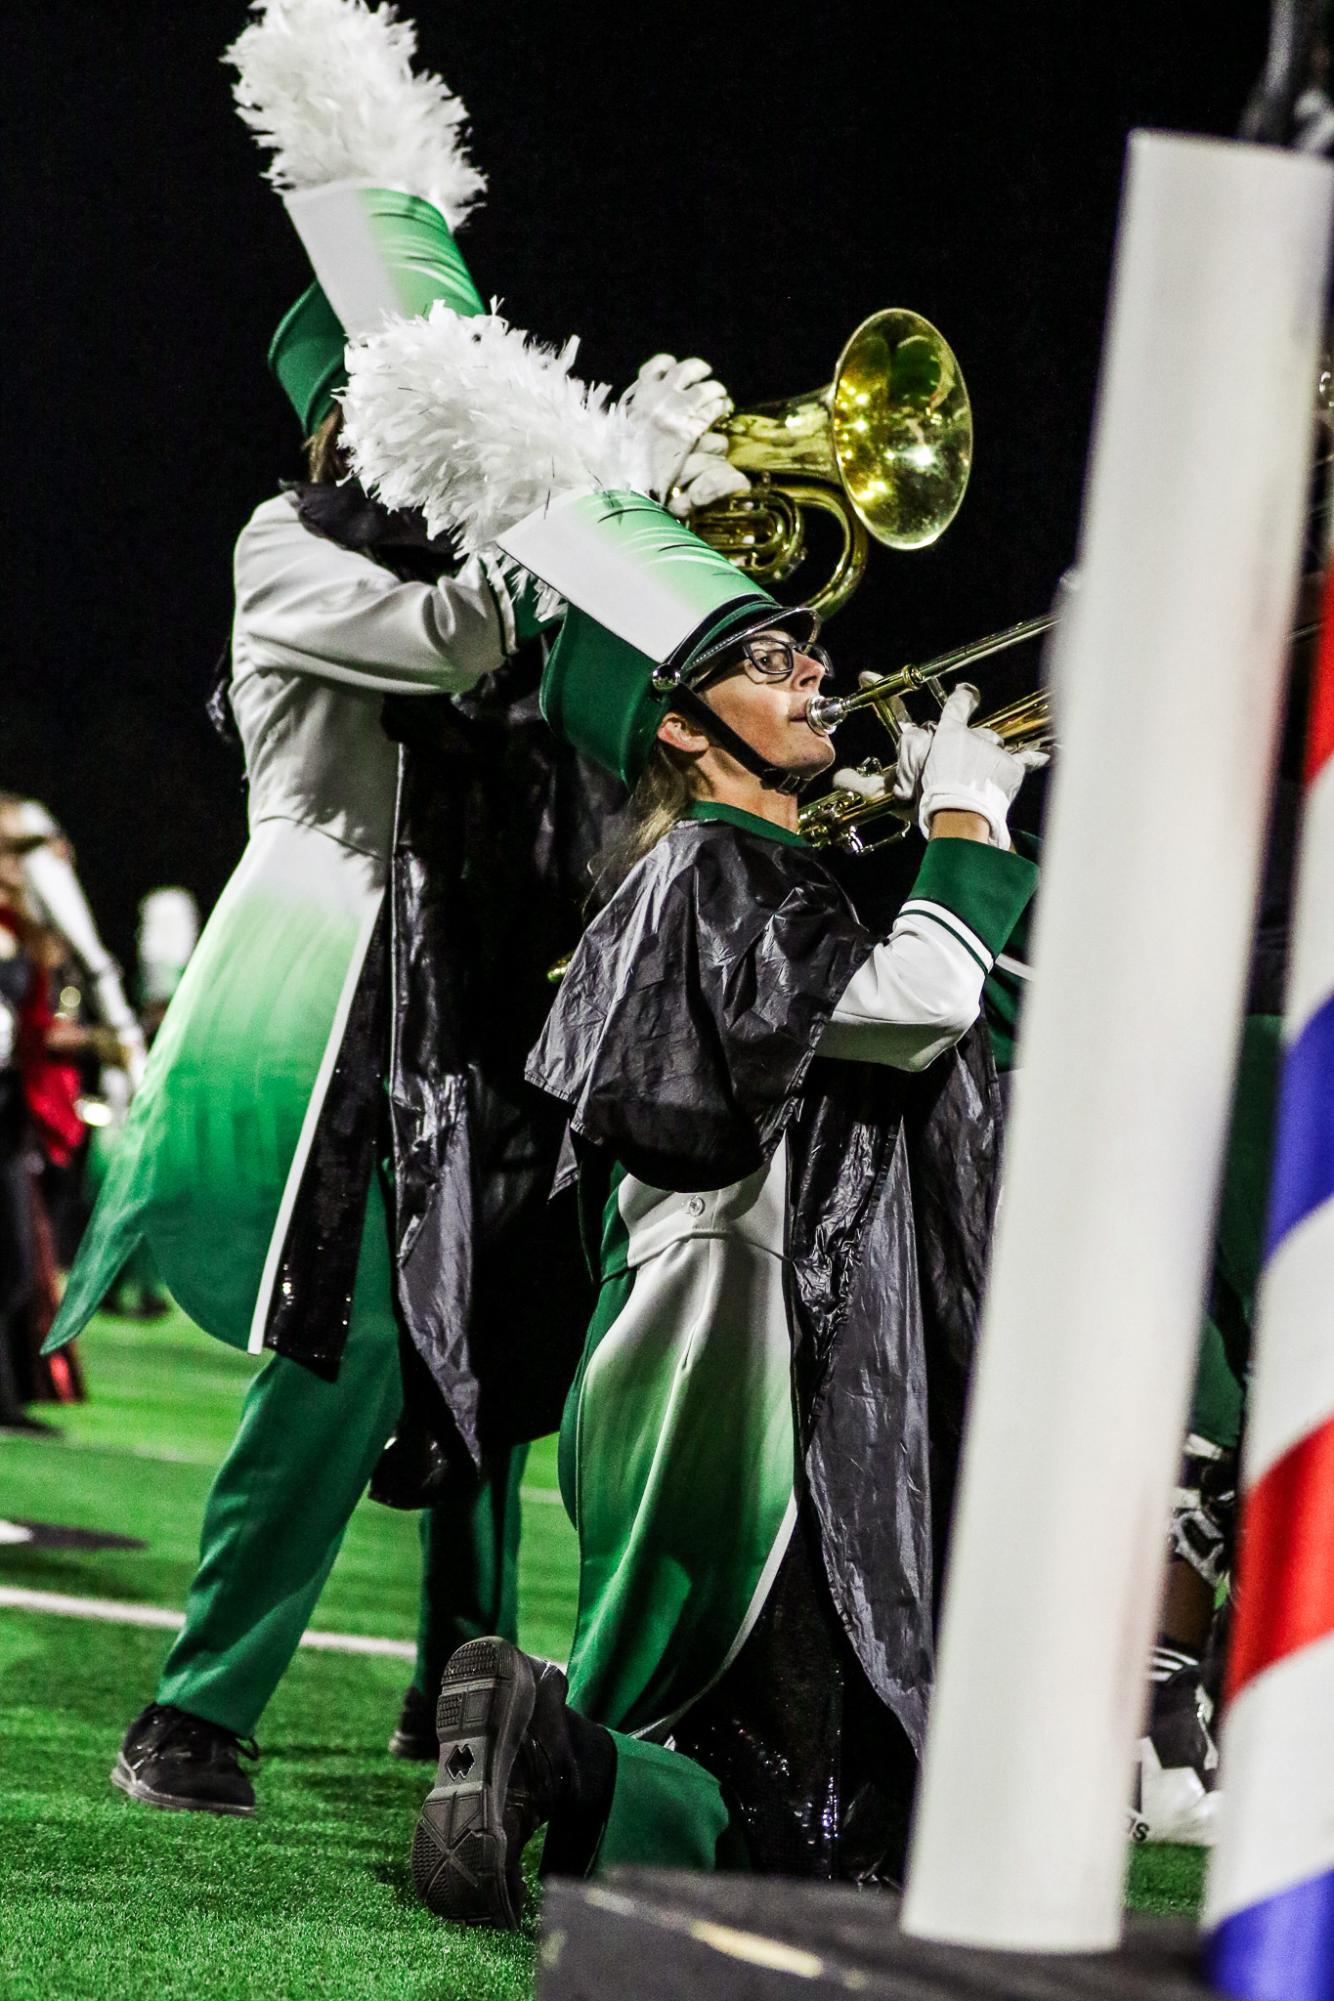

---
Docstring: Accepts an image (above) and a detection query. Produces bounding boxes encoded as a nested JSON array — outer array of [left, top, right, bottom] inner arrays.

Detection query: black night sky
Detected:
[[7, 3, 1267, 963]]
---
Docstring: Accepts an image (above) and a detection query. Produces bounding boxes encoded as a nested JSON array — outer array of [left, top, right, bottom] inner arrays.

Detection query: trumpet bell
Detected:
[[830, 309, 973, 551], [698, 308, 973, 616]]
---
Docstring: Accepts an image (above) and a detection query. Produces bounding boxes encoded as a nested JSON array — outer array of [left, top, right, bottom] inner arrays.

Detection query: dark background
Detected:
[[6, 2, 1268, 963]]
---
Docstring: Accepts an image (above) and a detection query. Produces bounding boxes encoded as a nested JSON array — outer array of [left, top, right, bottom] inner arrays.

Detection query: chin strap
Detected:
[[669, 685, 813, 797]]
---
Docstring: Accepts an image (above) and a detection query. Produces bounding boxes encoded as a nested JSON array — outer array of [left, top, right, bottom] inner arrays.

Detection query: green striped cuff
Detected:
[[906, 838, 1039, 960]]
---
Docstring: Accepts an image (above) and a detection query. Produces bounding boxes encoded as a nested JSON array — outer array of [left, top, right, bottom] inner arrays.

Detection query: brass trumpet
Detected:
[[800, 615, 1058, 854], [801, 601, 1324, 854], [693, 308, 973, 617]]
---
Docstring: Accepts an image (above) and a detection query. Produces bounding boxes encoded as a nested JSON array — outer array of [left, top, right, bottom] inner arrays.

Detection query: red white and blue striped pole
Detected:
[[1204, 567, 1334, 2001]]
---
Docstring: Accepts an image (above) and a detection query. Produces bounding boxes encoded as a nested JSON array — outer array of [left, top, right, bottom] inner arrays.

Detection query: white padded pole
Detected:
[[902, 131, 1334, 1953]]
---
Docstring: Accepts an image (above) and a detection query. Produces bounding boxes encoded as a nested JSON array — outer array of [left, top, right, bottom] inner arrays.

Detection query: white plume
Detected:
[[341, 305, 657, 596], [224, 0, 485, 228]]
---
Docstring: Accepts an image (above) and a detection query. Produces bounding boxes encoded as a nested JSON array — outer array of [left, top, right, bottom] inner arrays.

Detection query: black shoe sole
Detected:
[[411, 1637, 534, 1929], [110, 1754, 256, 1818]]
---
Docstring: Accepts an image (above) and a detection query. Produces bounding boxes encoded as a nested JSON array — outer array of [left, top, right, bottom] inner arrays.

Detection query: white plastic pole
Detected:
[[901, 132, 1334, 1953]]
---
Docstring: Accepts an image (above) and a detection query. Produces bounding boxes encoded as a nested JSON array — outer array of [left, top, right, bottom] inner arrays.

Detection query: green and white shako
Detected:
[[270, 183, 485, 433], [500, 490, 817, 785]]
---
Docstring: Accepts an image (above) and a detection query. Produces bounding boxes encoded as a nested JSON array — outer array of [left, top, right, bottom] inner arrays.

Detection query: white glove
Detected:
[[666, 429, 750, 518], [890, 716, 934, 815], [832, 765, 887, 799], [621, 353, 740, 503], [917, 683, 1048, 847]]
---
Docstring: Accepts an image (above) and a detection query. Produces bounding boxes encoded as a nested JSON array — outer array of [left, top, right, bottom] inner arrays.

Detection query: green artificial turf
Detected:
[[0, 1316, 578, 1652], [0, 1308, 572, 2000], [0, 1305, 1204, 1999], [0, 1613, 538, 2001]]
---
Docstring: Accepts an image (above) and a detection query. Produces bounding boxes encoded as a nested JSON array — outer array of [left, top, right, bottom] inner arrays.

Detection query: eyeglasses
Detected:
[[736, 632, 834, 686]]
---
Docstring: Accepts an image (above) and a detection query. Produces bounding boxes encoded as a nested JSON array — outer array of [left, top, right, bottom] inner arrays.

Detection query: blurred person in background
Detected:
[[0, 797, 129, 1423]]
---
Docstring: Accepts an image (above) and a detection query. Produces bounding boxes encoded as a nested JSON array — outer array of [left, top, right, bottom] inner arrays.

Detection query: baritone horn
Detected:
[[692, 308, 973, 617]]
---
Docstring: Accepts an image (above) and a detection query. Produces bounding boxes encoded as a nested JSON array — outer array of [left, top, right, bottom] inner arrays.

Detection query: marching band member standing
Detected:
[[45, 0, 740, 1815]]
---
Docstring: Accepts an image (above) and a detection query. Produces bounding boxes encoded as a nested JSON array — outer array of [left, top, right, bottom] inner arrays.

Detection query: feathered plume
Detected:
[[224, 0, 485, 228], [341, 305, 657, 598]]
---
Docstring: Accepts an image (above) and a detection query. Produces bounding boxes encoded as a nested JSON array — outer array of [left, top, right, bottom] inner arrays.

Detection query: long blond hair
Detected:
[[305, 407, 347, 485], [593, 741, 700, 901]]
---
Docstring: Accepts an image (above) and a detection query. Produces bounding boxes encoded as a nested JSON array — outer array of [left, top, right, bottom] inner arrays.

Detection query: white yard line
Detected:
[[0, 1585, 416, 1660]]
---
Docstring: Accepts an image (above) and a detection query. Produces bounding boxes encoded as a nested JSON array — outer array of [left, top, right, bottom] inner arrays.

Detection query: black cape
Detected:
[[526, 817, 1002, 1750], [247, 483, 612, 1464]]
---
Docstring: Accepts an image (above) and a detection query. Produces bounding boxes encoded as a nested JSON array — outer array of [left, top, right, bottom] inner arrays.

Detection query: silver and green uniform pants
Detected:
[[157, 1175, 524, 1737]]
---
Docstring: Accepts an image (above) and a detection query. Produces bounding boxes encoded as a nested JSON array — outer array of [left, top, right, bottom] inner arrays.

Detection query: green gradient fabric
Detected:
[[535, 491, 775, 784], [363, 188, 484, 322], [48, 819, 380, 1355], [270, 189, 484, 432], [559, 1168, 796, 1739]]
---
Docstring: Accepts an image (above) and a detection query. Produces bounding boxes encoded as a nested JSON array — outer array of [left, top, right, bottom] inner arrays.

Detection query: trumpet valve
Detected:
[[831, 763, 890, 801]]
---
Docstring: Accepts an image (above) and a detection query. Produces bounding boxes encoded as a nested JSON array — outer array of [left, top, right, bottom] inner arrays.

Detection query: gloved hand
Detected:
[[666, 429, 751, 519], [832, 765, 887, 799], [917, 683, 1048, 847], [890, 715, 934, 815], [621, 353, 748, 507]]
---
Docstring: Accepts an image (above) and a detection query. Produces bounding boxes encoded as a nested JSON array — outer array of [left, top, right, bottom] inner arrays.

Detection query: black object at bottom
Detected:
[[412, 1637, 538, 1929], [537, 1873, 1209, 2000]]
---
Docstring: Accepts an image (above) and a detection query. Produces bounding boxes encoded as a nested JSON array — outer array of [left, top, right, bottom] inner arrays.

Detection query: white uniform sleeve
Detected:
[[818, 905, 992, 1073], [232, 496, 512, 696]]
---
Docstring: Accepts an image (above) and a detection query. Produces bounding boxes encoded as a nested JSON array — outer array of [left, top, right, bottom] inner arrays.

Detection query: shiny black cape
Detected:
[[256, 485, 610, 1463], [527, 819, 1001, 1749]]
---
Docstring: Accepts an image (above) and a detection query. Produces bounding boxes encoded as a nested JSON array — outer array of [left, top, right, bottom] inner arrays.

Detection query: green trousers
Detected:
[[541, 1729, 744, 1876], [157, 1176, 524, 1737], [588, 1732, 744, 1872], [552, 1259, 750, 1879]]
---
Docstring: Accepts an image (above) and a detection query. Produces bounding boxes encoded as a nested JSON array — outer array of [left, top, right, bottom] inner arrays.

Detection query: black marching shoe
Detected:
[[1128, 1646, 1219, 1846], [112, 1703, 259, 1817], [411, 1637, 609, 1930], [389, 1683, 439, 1762]]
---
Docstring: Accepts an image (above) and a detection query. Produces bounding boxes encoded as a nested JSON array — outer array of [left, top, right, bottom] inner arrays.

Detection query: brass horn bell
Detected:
[[692, 308, 973, 618]]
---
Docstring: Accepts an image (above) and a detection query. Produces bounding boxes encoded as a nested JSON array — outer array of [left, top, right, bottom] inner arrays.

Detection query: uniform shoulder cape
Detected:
[[527, 818, 873, 1191], [528, 818, 1002, 1747]]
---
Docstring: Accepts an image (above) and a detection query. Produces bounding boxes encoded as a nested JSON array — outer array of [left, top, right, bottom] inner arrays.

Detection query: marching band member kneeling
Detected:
[[409, 492, 1044, 1926]]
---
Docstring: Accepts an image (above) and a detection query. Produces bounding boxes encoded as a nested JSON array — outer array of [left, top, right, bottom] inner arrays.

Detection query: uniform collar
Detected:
[[685, 800, 808, 848]]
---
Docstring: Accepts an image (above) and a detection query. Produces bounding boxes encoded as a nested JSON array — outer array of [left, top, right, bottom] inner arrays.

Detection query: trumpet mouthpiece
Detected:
[[804, 692, 846, 735]]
